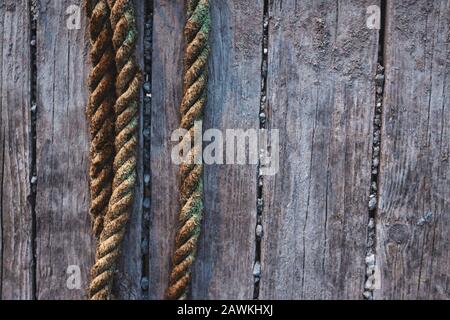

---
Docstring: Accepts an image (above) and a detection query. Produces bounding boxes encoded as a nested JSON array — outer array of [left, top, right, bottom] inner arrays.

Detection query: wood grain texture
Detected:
[[0, 0, 34, 300], [376, 0, 450, 300], [35, 0, 93, 299], [1, 0, 449, 301], [191, 0, 262, 299], [259, 0, 380, 299], [149, 0, 262, 299], [148, 0, 184, 299]]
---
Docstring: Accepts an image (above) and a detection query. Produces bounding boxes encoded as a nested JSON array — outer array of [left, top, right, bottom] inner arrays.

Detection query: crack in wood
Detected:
[[253, 0, 270, 300], [141, 0, 153, 299], [29, 0, 38, 301], [364, 0, 386, 300]]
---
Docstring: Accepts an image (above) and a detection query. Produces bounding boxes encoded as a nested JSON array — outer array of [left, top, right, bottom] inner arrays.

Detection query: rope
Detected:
[[166, 0, 211, 300], [88, 0, 142, 300], [85, 0, 116, 239]]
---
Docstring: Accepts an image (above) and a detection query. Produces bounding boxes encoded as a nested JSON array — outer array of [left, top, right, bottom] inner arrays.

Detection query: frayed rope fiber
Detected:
[[165, 0, 211, 300], [85, 0, 142, 300]]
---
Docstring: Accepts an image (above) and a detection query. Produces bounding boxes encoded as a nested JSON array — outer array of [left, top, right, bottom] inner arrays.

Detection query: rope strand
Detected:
[[166, 0, 211, 300], [88, 0, 142, 300], [85, 0, 116, 240]]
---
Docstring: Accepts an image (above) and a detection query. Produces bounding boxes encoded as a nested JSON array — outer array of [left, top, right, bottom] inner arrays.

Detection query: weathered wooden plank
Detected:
[[260, 0, 380, 299], [35, 0, 145, 300], [149, 0, 184, 300], [0, 0, 34, 300], [376, 0, 450, 300], [113, 0, 145, 300], [149, 0, 262, 299], [35, 0, 93, 299], [191, 0, 262, 299]]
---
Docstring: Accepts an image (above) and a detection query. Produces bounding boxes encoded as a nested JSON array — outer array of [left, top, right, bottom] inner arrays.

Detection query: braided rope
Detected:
[[166, 0, 210, 300], [88, 0, 142, 300], [85, 0, 116, 239]]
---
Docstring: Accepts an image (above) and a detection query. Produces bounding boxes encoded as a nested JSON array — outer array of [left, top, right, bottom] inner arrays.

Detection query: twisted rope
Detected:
[[166, 0, 210, 300], [88, 0, 142, 300], [85, 0, 116, 239]]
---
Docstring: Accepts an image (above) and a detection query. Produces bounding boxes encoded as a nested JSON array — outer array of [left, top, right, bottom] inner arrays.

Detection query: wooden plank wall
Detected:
[[376, 0, 450, 300], [150, 0, 262, 300], [0, 0, 449, 300], [35, 0, 93, 300], [149, 0, 183, 299], [0, 0, 34, 299], [260, 0, 379, 299], [191, 0, 263, 299]]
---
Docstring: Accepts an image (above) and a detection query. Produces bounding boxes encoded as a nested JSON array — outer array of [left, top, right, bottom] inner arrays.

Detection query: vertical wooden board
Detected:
[[149, 0, 184, 299], [35, 0, 93, 299], [113, 0, 145, 300], [260, 0, 379, 299], [150, 0, 262, 299], [0, 0, 34, 299], [191, 0, 262, 299], [376, 0, 450, 300]]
